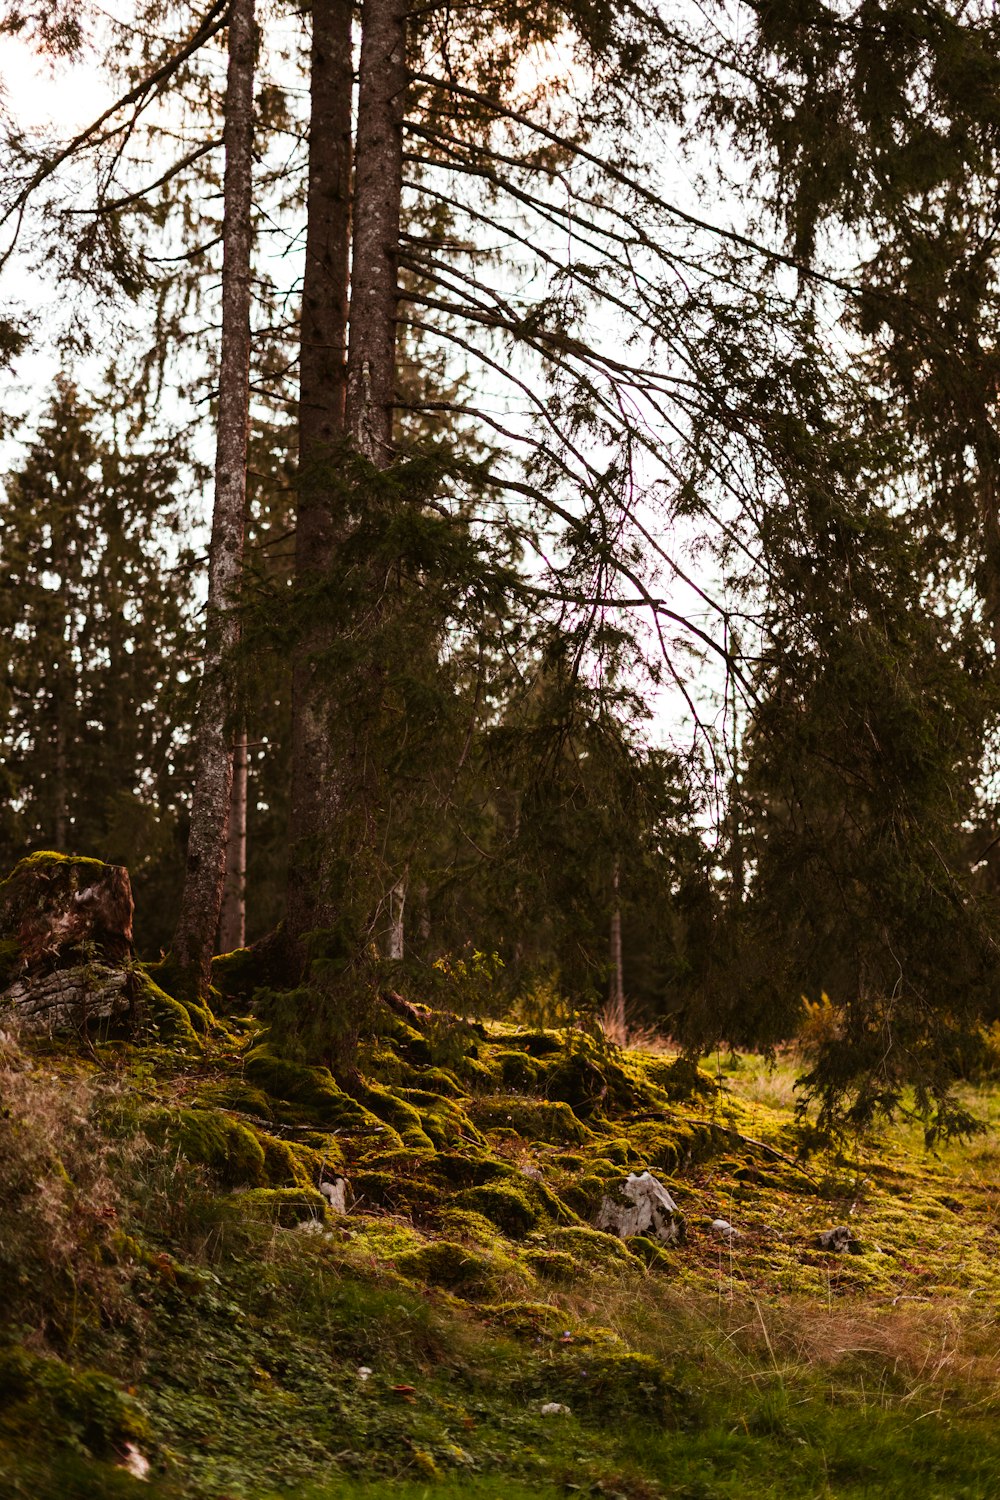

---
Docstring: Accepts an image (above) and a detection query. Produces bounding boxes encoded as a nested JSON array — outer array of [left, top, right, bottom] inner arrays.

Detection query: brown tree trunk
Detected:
[[387, 871, 406, 960], [609, 857, 625, 1040], [172, 0, 255, 994], [346, 0, 407, 463], [341, 0, 407, 959], [218, 728, 248, 951], [285, 0, 354, 963]]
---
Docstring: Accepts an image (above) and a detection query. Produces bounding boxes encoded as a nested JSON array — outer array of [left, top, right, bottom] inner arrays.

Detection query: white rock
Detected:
[[357, 1366, 373, 1382], [118, 1444, 150, 1481], [595, 1170, 684, 1245], [540, 1402, 571, 1416], [710, 1218, 741, 1240], [319, 1177, 349, 1215]]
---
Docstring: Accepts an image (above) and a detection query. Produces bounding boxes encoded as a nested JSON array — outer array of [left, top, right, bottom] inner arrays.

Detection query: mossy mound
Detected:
[[397, 1087, 485, 1148], [351, 1169, 444, 1217], [132, 968, 203, 1050], [256, 1133, 333, 1189], [235, 1187, 328, 1227], [394, 1239, 515, 1297], [638, 1054, 717, 1102], [486, 1301, 568, 1340], [530, 1348, 683, 1423], [0, 1345, 148, 1459], [492, 1027, 565, 1057], [457, 1181, 539, 1238], [243, 1045, 400, 1142], [145, 1106, 266, 1187], [540, 1225, 637, 1270], [467, 1095, 592, 1145], [523, 1247, 579, 1281]]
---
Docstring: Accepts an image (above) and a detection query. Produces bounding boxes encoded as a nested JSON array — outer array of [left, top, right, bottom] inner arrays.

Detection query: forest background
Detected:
[[3, 0, 1000, 1136]]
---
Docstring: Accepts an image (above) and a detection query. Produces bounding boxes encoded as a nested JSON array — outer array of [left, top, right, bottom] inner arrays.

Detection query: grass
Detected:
[[6, 1007, 1000, 1498]]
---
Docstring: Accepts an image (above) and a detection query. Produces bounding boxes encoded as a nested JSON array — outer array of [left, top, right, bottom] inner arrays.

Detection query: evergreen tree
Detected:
[[0, 381, 196, 953]]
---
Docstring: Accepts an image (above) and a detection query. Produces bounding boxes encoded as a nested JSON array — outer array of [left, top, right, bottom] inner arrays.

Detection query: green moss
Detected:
[[243, 1046, 401, 1143], [638, 1054, 717, 1102], [435, 1207, 506, 1247], [396, 1064, 468, 1098], [376, 1010, 432, 1064], [626, 1234, 675, 1270], [235, 1187, 328, 1226], [559, 1174, 612, 1219], [523, 1248, 579, 1282], [351, 1170, 443, 1217], [452, 1053, 498, 1089], [541, 1226, 636, 1270], [457, 1182, 539, 1238], [627, 1119, 730, 1174], [256, 1133, 330, 1189], [398, 1089, 485, 1149], [146, 1106, 266, 1187], [211, 946, 261, 1010], [493, 1027, 565, 1057], [530, 1348, 682, 1422], [493, 1050, 543, 1090], [355, 1079, 435, 1149], [197, 1078, 275, 1121], [394, 1239, 510, 1296], [594, 1137, 636, 1167], [467, 1095, 592, 1145], [132, 968, 202, 1050], [144, 955, 216, 1027], [0, 1346, 148, 1458], [486, 1301, 567, 1340]]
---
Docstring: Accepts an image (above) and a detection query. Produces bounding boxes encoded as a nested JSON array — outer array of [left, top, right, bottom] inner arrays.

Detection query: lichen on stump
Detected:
[[0, 853, 136, 1036]]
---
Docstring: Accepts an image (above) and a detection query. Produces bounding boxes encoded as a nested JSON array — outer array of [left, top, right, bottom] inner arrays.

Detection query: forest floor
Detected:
[[5, 976, 1000, 1500]]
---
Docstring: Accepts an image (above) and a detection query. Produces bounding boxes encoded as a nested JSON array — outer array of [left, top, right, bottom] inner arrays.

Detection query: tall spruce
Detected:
[[172, 0, 256, 992], [285, 0, 354, 962]]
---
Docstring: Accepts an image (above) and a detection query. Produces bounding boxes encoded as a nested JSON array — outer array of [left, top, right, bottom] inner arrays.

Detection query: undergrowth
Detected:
[[5, 994, 1000, 1498]]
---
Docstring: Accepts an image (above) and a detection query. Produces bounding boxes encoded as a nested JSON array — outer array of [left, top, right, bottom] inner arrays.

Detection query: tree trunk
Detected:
[[341, 0, 407, 960], [219, 728, 248, 951], [346, 0, 407, 463], [285, 0, 354, 963], [609, 857, 625, 1040], [387, 872, 406, 960], [172, 0, 255, 994]]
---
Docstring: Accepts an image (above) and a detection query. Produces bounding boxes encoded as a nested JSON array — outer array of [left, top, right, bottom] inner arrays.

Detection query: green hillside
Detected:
[[5, 966, 1000, 1500]]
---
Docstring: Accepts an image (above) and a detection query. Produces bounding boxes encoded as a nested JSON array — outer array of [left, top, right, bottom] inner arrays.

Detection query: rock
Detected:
[[710, 1218, 741, 1240], [814, 1224, 862, 1254], [595, 1170, 684, 1245], [319, 1177, 351, 1215], [118, 1444, 150, 1482], [540, 1402, 571, 1416]]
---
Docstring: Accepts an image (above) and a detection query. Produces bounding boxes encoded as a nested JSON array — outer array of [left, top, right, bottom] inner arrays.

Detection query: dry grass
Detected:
[[0, 1028, 144, 1345]]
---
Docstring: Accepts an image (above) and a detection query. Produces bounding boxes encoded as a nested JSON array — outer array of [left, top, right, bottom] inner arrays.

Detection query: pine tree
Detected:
[[172, 0, 257, 993], [0, 381, 196, 954]]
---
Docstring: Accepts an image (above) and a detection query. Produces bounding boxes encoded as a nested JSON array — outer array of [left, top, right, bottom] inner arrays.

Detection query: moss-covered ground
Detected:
[[6, 980, 1000, 1498]]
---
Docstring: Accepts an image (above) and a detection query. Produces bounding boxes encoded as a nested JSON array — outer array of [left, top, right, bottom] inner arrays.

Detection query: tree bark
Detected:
[[387, 872, 406, 960], [219, 727, 248, 951], [285, 0, 355, 962], [172, 0, 255, 994], [340, 0, 408, 958], [346, 0, 407, 464], [609, 857, 625, 1040]]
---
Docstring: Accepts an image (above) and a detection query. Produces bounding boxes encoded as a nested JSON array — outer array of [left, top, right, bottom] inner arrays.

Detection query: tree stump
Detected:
[[596, 1170, 685, 1245], [0, 853, 136, 1035]]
